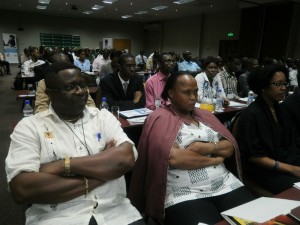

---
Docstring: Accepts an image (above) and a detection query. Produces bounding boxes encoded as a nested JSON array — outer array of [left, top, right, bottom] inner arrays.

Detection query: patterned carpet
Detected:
[[0, 64, 26, 225]]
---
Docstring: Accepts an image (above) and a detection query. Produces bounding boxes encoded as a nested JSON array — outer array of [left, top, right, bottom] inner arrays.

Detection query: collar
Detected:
[[157, 71, 169, 81], [168, 104, 196, 125], [118, 72, 130, 85], [39, 104, 98, 124]]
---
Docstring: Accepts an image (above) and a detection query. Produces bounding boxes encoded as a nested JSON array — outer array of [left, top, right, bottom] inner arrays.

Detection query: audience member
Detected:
[[238, 58, 259, 97], [135, 50, 147, 71], [0, 52, 12, 75], [84, 48, 95, 64], [33, 47, 55, 84], [177, 50, 201, 76], [63, 47, 74, 64], [129, 71, 254, 225], [236, 65, 300, 194], [74, 48, 91, 72], [195, 56, 229, 105], [145, 52, 174, 110], [34, 53, 96, 113], [100, 53, 145, 110], [99, 50, 123, 78], [285, 58, 298, 90], [218, 56, 241, 99], [19, 48, 30, 65], [23, 47, 45, 77], [6, 62, 145, 225], [92, 48, 111, 73]]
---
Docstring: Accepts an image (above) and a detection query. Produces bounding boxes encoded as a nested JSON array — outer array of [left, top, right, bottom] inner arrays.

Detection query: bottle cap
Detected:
[[25, 100, 30, 105], [102, 97, 106, 101]]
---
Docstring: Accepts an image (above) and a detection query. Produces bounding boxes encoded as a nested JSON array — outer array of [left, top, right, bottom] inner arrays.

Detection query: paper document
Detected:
[[120, 108, 152, 118], [294, 182, 300, 190], [221, 197, 300, 223], [127, 116, 147, 124], [229, 101, 246, 108]]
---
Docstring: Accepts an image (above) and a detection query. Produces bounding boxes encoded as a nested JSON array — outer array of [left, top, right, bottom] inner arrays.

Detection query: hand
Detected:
[[40, 160, 62, 175], [133, 91, 142, 103], [291, 165, 300, 178], [103, 139, 117, 151], [223, 98, 230, 106]]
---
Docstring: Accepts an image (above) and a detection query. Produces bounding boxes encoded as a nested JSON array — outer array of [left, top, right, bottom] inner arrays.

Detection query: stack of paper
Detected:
[[127, 116, 147, 125], [120, 108, 152, 118], [294, 182, 300, 190], [229, 101, 246, 108]]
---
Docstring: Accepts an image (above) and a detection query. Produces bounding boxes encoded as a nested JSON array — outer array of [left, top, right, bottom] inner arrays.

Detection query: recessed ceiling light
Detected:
[[122, 15, 133, 19], [151, 6, 168, 11], [83, 11, 93, 14], [38, 0, 50, 4], [103, 0, 118, 4], [135, 11, 148, 15], [173, 0, 195, 4], [36, 5, 47, 9], [91, 5, 104, 10]]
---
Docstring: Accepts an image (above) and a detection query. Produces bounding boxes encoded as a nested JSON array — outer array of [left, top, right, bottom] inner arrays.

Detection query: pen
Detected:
[[97, 132, 101, 142]]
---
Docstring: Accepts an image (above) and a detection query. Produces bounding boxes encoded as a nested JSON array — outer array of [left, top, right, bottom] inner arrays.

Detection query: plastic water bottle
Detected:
[[247, 90, 255, 106], [100, 97, 109, 110], [23, 100, 33, 117], [215, 89, 224, 112]]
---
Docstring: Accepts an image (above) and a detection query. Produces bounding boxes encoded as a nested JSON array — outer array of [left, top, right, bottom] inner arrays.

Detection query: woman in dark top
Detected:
[[236, 64, 300, 194]]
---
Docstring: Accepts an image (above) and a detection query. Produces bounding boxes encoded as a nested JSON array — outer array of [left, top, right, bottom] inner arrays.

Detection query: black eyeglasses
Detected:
[[269, 81, 289, 88], [123, 64, 136, 68]]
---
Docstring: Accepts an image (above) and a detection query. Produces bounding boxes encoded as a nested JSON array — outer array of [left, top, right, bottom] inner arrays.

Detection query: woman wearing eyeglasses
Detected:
[[236, 64, 300, 194]]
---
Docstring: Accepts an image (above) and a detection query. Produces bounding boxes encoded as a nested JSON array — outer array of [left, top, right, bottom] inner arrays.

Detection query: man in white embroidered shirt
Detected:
[[5, 62, 145, 225]]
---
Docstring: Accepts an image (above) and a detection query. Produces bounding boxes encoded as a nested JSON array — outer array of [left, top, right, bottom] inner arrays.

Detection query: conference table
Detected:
[[119, 102, 246, 147]]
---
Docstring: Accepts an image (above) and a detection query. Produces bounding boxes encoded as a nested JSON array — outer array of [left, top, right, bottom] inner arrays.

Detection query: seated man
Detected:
[[34, 52, 96, 113], [5, 62, 145, 225], [33, 47, 55, 84], [101, 53, 145, 111], [145, 52, 174, 110], [0, 52, 12, 75], [177, 50, 201, 76]]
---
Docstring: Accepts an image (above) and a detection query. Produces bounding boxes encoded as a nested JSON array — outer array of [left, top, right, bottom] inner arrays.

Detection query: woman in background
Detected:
[[195, 56, 229, 105], [74, 48, 91, 72], [129, 71, 254, 225], [236, 64, 300, 194]]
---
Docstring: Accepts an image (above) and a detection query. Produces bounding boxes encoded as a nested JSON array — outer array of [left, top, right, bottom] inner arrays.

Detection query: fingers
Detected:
[[103, 139, 117, 151]]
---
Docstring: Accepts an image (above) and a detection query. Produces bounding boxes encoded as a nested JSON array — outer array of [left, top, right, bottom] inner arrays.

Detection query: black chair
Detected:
[[0, 62, 7, 76], [229, 111, 274, 197]]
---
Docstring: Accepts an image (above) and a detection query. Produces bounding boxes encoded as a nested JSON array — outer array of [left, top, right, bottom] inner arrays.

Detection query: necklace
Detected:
[[270, 108, 278, 123], [62, 118, 91, 155]]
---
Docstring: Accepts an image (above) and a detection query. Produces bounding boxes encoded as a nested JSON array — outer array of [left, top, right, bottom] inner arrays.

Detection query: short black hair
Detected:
[[248, 64, 289, 95], [156, 52, 171, 63], [118, 53, 134, 65], [202, 56, 218, 69], [161, 71, 192, 101], [44, 62, 80, 89], [110, 50, 123, 60]]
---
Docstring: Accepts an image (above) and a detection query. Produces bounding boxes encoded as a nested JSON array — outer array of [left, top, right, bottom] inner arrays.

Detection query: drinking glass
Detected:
[[111, 106, 120, 120], [155, 96, 161, 109]]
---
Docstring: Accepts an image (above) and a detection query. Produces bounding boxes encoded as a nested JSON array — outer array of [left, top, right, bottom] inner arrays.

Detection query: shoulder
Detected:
[[101, 73, 115, 82]]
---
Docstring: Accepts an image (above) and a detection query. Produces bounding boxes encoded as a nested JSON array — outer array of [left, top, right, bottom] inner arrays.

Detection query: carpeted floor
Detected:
[[0, 64, 26, 225]]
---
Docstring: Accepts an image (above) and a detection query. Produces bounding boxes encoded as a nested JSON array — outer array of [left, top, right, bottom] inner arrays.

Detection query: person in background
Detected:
[[129, 71, 254, 225], [99, 50, 123, 79], [195, 56, 229, 105], [63, 47, 74, 64], [218, 56, 241, 99], [145, 52, 174, 110], [238, 58, 259, 97], [146, 50, 159, 72], [285, 58, 298, 91], [101, 53, 145, 111], [92, 48, 111, 74], [0, 52, 12, 75], [33, 47, 55, 84], [135, 50, 147, 71], [23, 47, 45, 77], [19, 48, 30, 65], [6, 62, 145, 225], [177, 50, 201, 76], [84, 48, 95, 65], [236, 65, 300, 194], [74, 48, 91, 72], [7, 34, 16, 47]]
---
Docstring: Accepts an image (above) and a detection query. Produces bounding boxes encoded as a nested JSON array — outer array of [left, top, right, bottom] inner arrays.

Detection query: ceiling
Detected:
[[0, 0, 293, 22]]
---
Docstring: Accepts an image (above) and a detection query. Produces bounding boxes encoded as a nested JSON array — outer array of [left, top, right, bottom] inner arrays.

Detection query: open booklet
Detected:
[[119, 108, 153, 119], [221, 197, 300, 225]]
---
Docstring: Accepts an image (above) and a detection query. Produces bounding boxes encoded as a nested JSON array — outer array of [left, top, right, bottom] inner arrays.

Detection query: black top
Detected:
[[100, 73, 145, 111], [236, 95, 300, 165]]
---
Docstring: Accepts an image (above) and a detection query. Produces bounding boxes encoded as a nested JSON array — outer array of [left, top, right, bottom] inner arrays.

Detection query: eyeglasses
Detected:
[[269, 81, 289, 88], [123, 64, 136, 68]]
